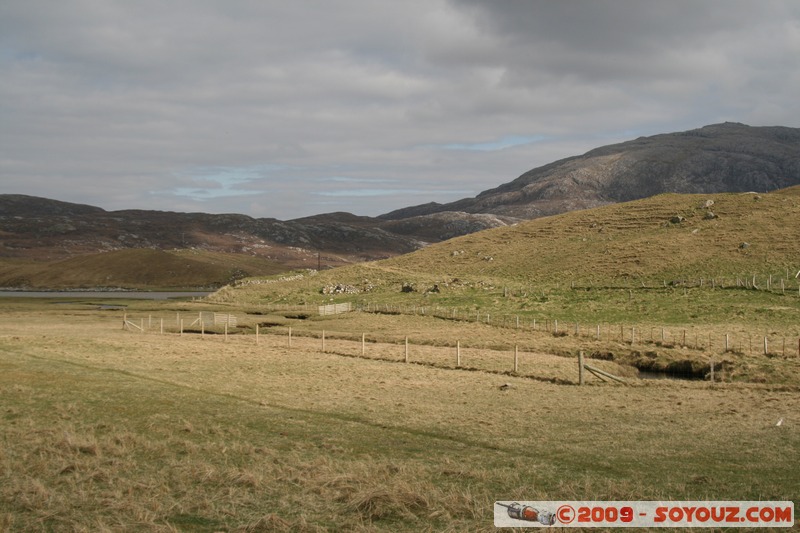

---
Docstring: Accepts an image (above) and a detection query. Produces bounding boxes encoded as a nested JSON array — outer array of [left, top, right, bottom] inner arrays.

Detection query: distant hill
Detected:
[[224, 186, 800, 303], [380, 123, 800, 220], [0, 195, 509, 288], [0, 249, 289, 290], [3, 122, 800, 288]]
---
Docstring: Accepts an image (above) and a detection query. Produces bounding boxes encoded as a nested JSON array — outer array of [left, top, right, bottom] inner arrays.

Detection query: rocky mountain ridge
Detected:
[[2, 122, 799, 276], [381, 122, 800, 220], [0, 194, 509, 267]]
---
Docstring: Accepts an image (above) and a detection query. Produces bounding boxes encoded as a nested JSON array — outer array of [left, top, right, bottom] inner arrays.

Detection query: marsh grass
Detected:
[[1, 300, 799, 530]]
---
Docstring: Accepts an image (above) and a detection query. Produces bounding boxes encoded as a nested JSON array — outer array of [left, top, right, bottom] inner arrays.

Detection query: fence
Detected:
[[123, 312, 238, 338], [318, 302, 352, 316], [120, 309, 800, 387], [121, 319, 599, 384], [123, 306, 800, 359]]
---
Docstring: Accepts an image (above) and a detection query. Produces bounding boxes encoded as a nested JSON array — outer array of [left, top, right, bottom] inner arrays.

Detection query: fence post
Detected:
[[578, 351, 585, 386], [322, 330, 325, 352], [764, 336, 768, 355], [160, 318, 163, 335], [180, 319, 183, 336], [710, 360, 715, 383], [514, 345, 519, 373], [362, 333, 365, 356], [224, 323, 228, 341], [140, 319, 144, 334], [288, 327, 292, 348], [405, 337, 409, 363], [457, 341, 461, 367], [725, 334, 729, 353], [256, 324, 259, 345]]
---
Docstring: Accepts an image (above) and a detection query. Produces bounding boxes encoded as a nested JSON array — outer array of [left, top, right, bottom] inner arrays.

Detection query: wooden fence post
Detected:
[[710, 360, 715, 383], [578, 351, 585, 386], [764, 336, 768, 355], [362, 333, 366, 356], [322, 330, 325, 352], [180, 319, 184, 336], [256, 324, 259, 345], [457, 340, 461, 367], [514, 345, 519, 373], [160, 318, 163, 335], [140, 319, 144, 334], [405, 337, 409, 363], [224, 323, 228, 341]]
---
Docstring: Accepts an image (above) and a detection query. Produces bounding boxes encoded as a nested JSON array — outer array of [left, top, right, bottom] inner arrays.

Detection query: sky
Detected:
[[2, 1, 800, 220]]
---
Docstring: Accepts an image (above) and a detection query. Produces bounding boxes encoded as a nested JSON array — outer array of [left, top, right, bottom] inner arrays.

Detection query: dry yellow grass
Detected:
[[1, 301, 798, 530]]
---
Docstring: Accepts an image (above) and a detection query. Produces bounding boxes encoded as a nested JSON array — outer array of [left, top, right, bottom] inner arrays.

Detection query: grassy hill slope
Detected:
[[388, 187, 800, 284], [0, 249, 289, 289], [222, 187, 800, 301]]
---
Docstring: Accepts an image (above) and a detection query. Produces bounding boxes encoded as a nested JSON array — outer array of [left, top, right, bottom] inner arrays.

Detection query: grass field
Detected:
[[2, 189, 799, 530], [1, 298, 798, 531]]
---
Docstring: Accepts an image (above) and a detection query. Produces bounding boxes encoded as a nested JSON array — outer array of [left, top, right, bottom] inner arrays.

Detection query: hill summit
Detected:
[[381, 122, 800, 220]]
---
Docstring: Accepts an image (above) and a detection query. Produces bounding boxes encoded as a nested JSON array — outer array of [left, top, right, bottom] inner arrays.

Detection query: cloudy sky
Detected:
[[2, 1, 799, 219]]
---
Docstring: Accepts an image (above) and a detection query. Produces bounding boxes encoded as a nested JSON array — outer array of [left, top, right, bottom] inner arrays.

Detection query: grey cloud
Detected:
[[1, 1, 799, 219]]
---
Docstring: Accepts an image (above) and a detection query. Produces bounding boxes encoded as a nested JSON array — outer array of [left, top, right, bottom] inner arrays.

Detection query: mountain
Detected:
[[3, 122, 800, 288], [380, 122, 800, 220], [0, 194, 511, 287], [223, 185, 800, 304]]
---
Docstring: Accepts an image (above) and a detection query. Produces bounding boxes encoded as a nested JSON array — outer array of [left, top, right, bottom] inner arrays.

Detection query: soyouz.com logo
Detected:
[[494, 501, 794, 528]]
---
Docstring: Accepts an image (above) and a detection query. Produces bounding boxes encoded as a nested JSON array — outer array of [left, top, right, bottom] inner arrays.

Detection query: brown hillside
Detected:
[[385, 186, 800, 284], [0, 249, 288, 289], [382, 123, 800, 220]]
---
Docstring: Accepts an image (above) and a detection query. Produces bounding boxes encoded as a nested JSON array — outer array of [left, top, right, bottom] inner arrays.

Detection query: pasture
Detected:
[[1, 298, 798, 531]]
